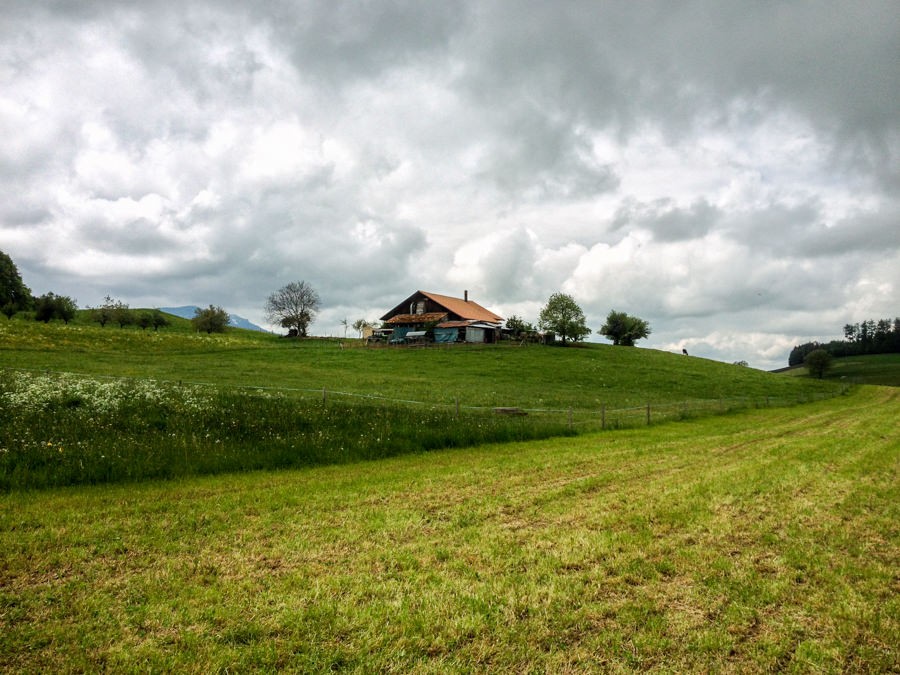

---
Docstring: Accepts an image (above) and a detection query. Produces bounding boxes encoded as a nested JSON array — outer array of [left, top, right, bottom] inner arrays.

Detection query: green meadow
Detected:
[[1, 315, 897, 671], [1, 388, 897, 672], [1, 315, 844, 489]]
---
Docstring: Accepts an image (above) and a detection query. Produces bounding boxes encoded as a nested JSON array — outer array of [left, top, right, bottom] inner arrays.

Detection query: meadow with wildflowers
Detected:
[[0, 370, 571, 489]]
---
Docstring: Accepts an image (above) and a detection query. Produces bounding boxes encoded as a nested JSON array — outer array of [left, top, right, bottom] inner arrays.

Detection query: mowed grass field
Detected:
[[1, 315, 897, 670], [1, 387, 897, 672]]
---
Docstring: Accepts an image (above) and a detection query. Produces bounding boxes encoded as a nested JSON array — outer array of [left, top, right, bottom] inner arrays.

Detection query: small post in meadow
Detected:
[[455, 396, 460, 420], [601, 404, 606, 430], [646, 402, 651, 426], [568, 408, 573, 430], [322, 387, 327, 406]]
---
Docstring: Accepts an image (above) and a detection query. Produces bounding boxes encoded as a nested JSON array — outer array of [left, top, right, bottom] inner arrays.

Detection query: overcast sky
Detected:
[[2, 2, 898, 368]]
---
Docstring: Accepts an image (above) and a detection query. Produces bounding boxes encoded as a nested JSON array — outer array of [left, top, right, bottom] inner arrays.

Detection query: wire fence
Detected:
[[4, 367, 850, 435]]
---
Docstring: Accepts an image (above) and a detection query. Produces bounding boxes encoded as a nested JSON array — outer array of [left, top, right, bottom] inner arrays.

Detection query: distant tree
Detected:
[[733, 360, 749, 367], [538, 293, 590, 345], [151, 309, 171, 331], [789, 341, 822, 367], [265, 281, 320, 337], [599, 310, 651, 346], [111, 300, 133, 328], [55, 295, 77, 324], [90, 296, 130, 328], [192, 305, 229, 334], [136, 311, 153, 330], [804, 348, 832, 379], [34, 293, 77, 324], [34, 294, 55, 323], [352, 318, 374, 338], [0, 250, 33, 312], [506, 315, 536, 336], [1, 302, 17, 320], [90, 301, 113, 327]]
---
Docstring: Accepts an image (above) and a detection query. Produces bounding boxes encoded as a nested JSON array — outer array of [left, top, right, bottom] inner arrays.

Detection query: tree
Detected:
[[136, 311, 153, 330], [111, 300, 133, 328], [804, 348, 832, 379], [265, 281, 320, 337], [192, 305, 229, 334], [34, 293, 77, 324], [151, 309, 171, 331], [91, 296, 131, 328], [0, 249, 33, 312], [506, 315, 536, 336], [599, 310, 651, 346], [538, 293, 590, 345], [90, 299, 113, 327], [352, 318, 374, 338], [55, 295, 77, 324]]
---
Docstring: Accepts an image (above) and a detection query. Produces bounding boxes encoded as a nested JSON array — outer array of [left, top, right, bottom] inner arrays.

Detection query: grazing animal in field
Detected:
[[682, 348, 689, 355]]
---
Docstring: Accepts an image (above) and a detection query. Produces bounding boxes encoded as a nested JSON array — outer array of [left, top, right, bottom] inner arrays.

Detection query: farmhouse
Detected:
[[380, 290, 503, 344]]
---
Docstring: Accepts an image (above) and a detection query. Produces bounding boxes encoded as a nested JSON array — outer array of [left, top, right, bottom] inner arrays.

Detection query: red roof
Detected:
[[380, 290, 502, 323]]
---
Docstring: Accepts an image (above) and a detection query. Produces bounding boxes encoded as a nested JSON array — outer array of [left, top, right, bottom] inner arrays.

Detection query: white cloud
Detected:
[[0, 1, 897, 370]]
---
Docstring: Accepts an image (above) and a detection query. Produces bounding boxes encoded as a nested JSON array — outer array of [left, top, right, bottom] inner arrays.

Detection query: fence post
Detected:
[[646, 402, 651, 426], [322, 387, 327, 405], [455, 396, 460, 420], [601, 404, 606, 430]]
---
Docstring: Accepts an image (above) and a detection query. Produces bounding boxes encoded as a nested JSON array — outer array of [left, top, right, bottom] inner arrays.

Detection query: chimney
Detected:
[[464, 290, 468, 302]]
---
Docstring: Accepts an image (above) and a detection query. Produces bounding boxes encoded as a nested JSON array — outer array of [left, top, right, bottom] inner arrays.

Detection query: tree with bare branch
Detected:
[[265, 281, 321, 337]]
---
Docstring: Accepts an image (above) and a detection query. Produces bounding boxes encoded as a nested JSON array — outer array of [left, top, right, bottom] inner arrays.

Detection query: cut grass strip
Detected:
[[0, 387, 897, 671]]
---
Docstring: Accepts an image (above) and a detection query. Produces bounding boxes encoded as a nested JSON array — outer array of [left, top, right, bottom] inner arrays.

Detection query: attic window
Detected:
[[415, 300, 425, 315]]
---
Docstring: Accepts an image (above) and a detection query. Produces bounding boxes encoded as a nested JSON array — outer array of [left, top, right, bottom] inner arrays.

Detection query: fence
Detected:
[[3, 367, 850, 436]]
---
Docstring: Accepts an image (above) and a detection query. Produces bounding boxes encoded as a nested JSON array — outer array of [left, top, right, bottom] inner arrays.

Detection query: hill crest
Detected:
[[159, 306, 266, 332]]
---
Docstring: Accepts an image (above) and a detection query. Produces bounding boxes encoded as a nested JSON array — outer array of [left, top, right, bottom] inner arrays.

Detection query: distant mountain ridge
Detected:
[[159, 306, 267, 332]]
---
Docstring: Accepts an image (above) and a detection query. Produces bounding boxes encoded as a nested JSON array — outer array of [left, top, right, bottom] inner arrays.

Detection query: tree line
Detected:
[[789, 317, 900, 366]]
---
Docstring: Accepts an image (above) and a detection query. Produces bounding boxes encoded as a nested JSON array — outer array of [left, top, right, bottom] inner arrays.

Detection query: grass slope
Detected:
[[1, 317, 838, 411], [785, 353, 900, 387], [1, 387, 897, 671]]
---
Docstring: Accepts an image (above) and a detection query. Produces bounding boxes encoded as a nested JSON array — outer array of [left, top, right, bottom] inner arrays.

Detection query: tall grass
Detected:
[[0, 371, 571, 490]]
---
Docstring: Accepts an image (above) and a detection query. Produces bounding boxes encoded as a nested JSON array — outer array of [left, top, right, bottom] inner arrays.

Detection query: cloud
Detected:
[[0, 1, 897, 369]]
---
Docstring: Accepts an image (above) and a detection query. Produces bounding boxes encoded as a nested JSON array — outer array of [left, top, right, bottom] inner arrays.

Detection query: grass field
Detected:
[[784, 353, 900, 387], [1, 316, 847, 489], [1, 315, 840, 411], [1, 387, 897, 672]]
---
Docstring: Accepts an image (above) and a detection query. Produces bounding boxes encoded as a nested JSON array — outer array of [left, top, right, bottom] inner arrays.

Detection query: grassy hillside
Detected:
[[785, 353, 900, 387], [0, 316, 839, 411], [1, 316, 848, 489], [1, 387, 896, 672]]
